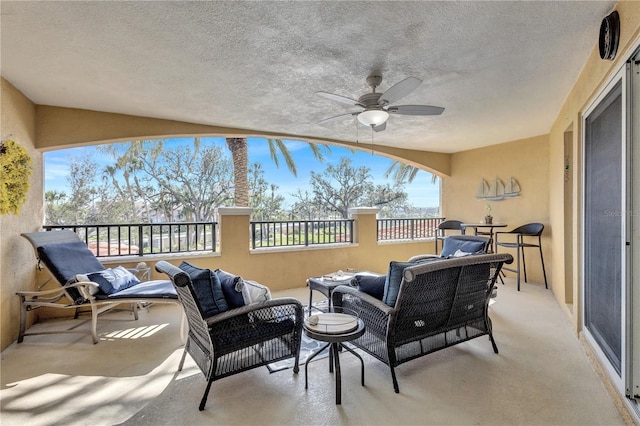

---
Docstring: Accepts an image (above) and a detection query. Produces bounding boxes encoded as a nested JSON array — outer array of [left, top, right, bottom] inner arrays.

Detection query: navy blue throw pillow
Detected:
[[179, 262, 228, 317], [215, 269, 245, 308], [87, 266, 140, 295], [382, 261, 415, 307], [354, 274, 386, 300]]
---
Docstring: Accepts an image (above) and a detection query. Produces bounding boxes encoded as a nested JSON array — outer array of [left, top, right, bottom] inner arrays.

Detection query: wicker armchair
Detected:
[[155, 261, 303, 411], [332, 253, 512, 393]]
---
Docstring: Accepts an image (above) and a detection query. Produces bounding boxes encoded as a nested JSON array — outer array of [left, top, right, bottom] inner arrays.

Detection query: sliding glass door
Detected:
[[583, 77, 624, 375], [583, 49, 640, 409]]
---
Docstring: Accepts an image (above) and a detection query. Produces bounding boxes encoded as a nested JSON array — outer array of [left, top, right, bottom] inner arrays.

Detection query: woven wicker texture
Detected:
[[333, 253, 512, 393], [155, 261, 303, 411]]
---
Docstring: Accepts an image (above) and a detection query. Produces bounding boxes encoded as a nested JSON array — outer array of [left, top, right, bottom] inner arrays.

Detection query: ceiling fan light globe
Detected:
[[358, 110, 389, 127]]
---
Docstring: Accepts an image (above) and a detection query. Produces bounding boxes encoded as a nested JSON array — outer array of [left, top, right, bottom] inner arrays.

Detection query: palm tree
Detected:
[[385, 161, 438, 184], [226, 137, 329, 207], [226, 138, 249, 206]]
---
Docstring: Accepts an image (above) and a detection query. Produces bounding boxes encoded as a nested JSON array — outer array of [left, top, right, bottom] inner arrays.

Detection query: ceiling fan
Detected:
[[316, 75, 444, 132]]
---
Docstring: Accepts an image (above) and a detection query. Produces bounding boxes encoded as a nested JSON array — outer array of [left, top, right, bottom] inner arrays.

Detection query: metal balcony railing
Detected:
[[44, 217, 443, 257], [377, 217, 443, 241], [44, 222, 217, 257], [250, 219, 354, 249]]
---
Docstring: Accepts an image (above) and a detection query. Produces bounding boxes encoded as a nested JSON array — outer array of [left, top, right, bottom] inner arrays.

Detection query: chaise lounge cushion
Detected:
[[38, 241, 105, 284], [38, 241, 107, 303], [382, 261, 415, 307], [105, 279, 177, 299], [179, 261, 229, 317]]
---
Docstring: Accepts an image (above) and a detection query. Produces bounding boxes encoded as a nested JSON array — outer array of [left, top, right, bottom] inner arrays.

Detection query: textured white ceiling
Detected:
[[1, 1, 616, 153]]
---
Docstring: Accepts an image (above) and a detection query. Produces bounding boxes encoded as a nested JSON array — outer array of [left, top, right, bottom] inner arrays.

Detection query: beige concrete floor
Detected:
[[0, 278, 631, 425]]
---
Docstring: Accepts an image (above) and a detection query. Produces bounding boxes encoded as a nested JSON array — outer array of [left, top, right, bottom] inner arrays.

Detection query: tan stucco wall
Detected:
[[441, 135, 550, 286], [35, 105, 451, 176], [548, 1, 640, 330], [1, 78, 42, 350]]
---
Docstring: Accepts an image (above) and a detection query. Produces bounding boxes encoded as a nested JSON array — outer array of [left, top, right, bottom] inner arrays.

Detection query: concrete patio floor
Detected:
[[0, 278, 632, 425]]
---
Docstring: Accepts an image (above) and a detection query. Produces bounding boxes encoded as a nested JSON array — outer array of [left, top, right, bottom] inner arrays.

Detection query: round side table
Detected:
[[304, 314, 366, 405]]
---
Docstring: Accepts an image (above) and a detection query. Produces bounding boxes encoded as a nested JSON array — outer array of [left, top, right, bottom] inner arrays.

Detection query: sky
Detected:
[[43, 137, 440, 209]]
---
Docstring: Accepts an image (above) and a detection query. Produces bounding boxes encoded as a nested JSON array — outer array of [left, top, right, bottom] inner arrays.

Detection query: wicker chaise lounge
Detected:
[[332, 253, 513, 393], [155, 260, 304, 411]]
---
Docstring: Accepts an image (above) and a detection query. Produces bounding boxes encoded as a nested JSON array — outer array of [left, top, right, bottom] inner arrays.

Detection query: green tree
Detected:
[[99, 140, 164, 222], [385, 160, 438, 184], [248, 163, 286, 220], [66, 155, 100, 224], [44, 190, 67, 225], [44, 160, 132, 225], [309, 157, 409, 219], [363, 183, 412, 218], [289, 189, 320, 220], [135, 143, 235, 221]]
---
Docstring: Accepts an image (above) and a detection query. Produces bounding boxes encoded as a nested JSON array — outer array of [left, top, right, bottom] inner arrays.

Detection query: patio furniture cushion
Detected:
[[241, 279, 272, 304], [105, 279, 177, 299], [353, 274, 386, 300], [213, 318, 295, 349], [215, 268, 245, 308], [38, 240, 105, 284], [86, 266, 140, 295], [38, 240, 106, 303], [179, 261, 228, 316], [74, 274, 100, 296], [440, 237, 487, 258], [382, 261, 415, 307]]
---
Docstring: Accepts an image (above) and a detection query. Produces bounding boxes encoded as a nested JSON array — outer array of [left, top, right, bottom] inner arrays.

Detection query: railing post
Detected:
[[250, 222, 256, 250], [138, 224, 144, 256], [218, 207, 253, 254], [348, 207, 380, 245], [304, 221, 309, 246]]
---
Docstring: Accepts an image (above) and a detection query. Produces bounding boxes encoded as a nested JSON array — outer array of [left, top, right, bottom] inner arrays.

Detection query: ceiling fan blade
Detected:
[[317, 112, 358, 124], [387, 105, 445, 116], [378, 77, 422, 106], [316, 91, 363, 107], [373, 121, 387, 132]]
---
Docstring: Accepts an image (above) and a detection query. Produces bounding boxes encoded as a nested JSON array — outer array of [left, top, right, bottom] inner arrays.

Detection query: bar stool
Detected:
[[434, 220, 466, 254], [495, 223, 548, 291]]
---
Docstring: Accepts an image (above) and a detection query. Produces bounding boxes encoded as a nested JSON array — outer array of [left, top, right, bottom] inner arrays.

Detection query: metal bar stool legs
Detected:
[[496, 223, 548, 291]]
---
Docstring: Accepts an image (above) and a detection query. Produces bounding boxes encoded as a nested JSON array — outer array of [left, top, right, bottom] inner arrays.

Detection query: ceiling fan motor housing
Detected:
[[358, 92, 383, 108]]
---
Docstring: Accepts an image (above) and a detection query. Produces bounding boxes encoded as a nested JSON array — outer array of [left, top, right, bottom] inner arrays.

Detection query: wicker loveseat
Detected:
[[332, 253, 513, 393]]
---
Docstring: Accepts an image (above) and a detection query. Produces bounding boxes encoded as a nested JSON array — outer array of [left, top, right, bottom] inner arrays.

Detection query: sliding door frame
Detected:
[[581, 65, 628, 395]]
